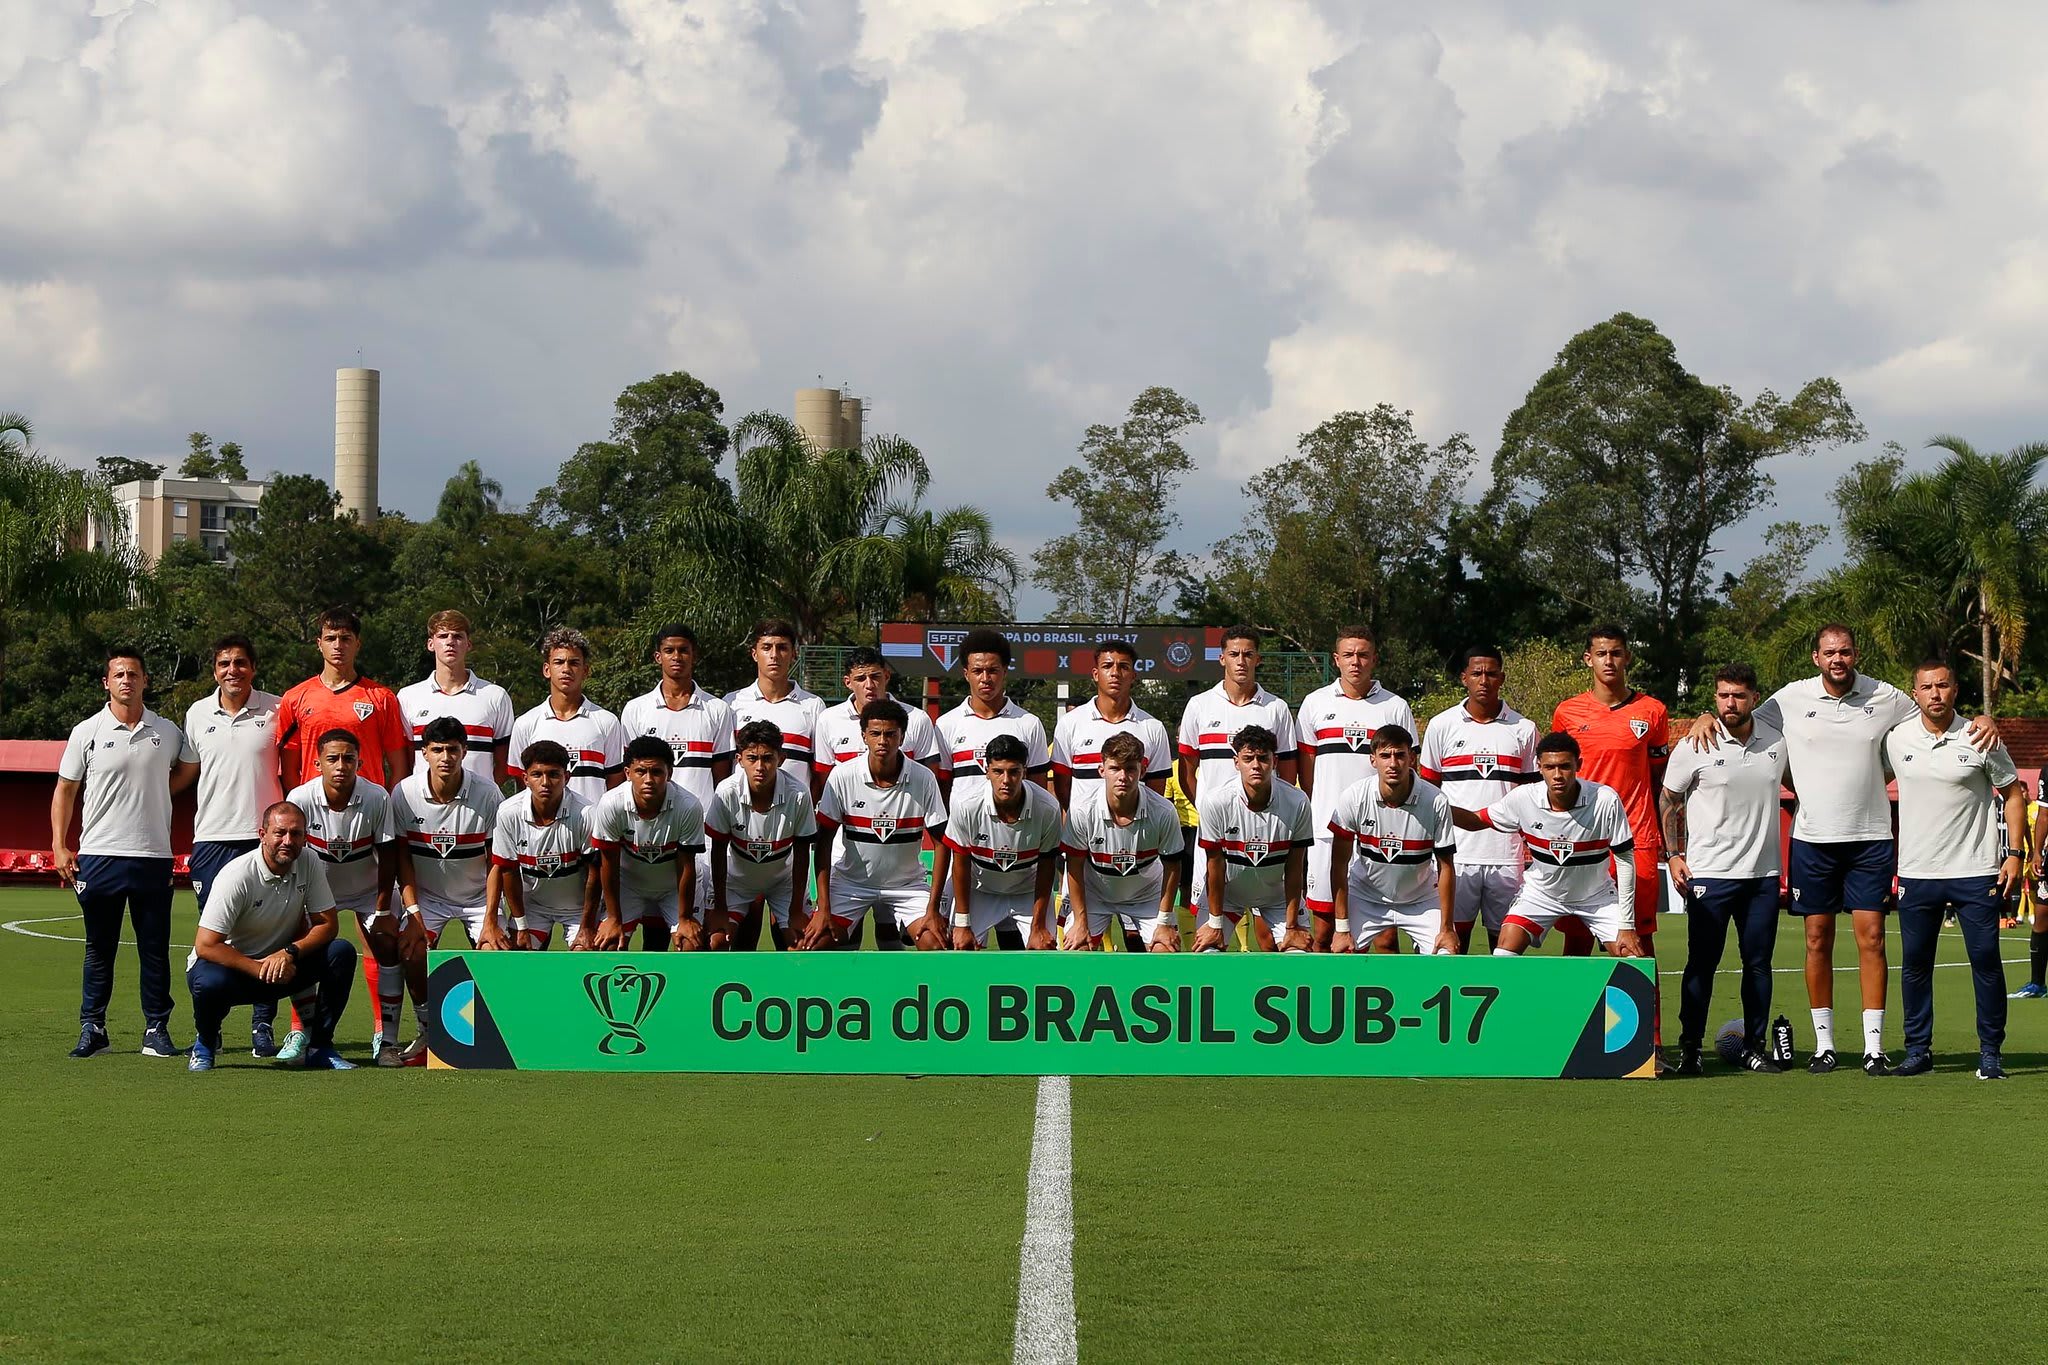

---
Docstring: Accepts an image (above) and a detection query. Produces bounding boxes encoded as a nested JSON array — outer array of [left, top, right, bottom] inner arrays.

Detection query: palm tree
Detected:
[[0, 413, 138, 689], [655, 412, 929, 641], [862, 502, 1020, 622], [1835, 436, 2048, 709], [435, 460, 503, 535]]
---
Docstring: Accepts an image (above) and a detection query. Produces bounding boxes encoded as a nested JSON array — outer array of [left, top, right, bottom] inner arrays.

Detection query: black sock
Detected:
[[2031, 930, 2048, 988]]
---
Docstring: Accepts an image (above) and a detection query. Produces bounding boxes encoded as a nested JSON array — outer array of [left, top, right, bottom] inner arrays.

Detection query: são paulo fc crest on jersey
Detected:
[[1343, 722, 1372, 751], [872, 814, 897, 842], [533, 851, 562, 877], [1244, 838, 1270, 863], [1629, 718, 1649, 739], [353, 700, 375, 722], [972, 743, 989, 774], [430, 829, 456, 857], [1549, 834, 1575, 860], [1377, 834, 1403, 859], [327, 837, 353, 861], [992, 844, 1017, 871], [1110, 849, 1137, 874], [745, 835, 772, 862], [1473, 750, 1497, 777]]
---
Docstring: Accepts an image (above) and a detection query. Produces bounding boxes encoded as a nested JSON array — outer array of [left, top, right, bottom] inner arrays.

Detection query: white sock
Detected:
[[1491, 947, 1518, 957], [1863, 1008, 1884, 1056], [1811, 1007, 1834, 1054], [378, 981, 403, 1046]]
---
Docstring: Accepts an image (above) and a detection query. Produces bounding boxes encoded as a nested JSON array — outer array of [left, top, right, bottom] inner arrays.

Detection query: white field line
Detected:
[[1014, 1074, 1077, 1365]]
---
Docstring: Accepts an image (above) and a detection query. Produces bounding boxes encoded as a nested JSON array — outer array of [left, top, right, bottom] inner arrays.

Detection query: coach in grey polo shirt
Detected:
[[185, 802, 358, 1072], [1883, 660, 2027, 1079]]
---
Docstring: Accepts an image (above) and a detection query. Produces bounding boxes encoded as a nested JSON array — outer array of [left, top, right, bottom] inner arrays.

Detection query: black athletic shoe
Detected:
[[250, 1021, 279, 1058], [1893, 1051, 1933, 1077], [69, 1024, 110, 1059], [1739, 1049, 1783, 1074], [140, 1025, 183, 1058], [1667, 1047, 1703, 1078], [1976, 1051, 2008, 1081], [1861, 1051, 1893, 1077], [1806, 1049, 1838, 1074]]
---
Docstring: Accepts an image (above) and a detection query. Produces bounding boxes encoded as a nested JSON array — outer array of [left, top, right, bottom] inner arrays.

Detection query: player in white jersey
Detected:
[[1419, 645, 1540, 952], [508, 627, 622, 806], [1192, 725, 1315, 952], [390, 716, 505, 946], [1063, 733, 1185, 951], [1327, 725, 1459, 955], [945, 734, 1064, 948], [938, 627, 1052, 807], [484, 741, 598, 951], [1453, 733, 1643, 956], [618, 623, 734, 941], [1297, 626, 1415, 945], [811, 647, 944, 796], [288, 729, 423, 1066], [396, 608, 516, 784], [807, 699, 950, 950], [1051, 639, 1172, 805], [706, 720, 818, 950], [724, 618, 827, 777], [589, 736, 710, 949], [1177, 626, 1299, 911]]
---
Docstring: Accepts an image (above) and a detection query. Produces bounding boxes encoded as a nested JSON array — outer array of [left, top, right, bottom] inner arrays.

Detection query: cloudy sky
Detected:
[[7, 0, 2045, 613]]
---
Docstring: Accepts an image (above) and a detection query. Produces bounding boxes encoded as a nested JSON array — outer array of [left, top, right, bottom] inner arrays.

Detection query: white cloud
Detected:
[[6, 0, 2048, 609]]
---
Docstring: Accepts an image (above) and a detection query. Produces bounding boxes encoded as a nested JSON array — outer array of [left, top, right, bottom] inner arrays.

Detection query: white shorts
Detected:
[[1453, 863, 1522, 931], [1219, 903, 1310, 950], [517, 903, 588, 945], [1504, 890, 1627, 944], [617, 889, 681, 931], [414, 895, 486, 943], [721, 870, 801, 927], [1304, 831, 1337, 914], [959, 890, 1040, 945], [828, 881, 933, 933], [1082, 904, 1174, 948], [1341, 896, 1443, 954]]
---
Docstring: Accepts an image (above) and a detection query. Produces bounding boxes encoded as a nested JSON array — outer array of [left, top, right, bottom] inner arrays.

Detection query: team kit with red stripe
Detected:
[[704, 766, 817, 928]]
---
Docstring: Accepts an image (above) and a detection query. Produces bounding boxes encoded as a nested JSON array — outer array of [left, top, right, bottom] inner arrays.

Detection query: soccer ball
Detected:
[[1713, 1019, 1746, 1064]]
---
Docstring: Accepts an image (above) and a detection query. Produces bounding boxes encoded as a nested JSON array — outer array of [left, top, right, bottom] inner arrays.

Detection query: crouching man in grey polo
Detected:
[[1884, 660, 2028, 1080], [185, 802, 358, 1073]]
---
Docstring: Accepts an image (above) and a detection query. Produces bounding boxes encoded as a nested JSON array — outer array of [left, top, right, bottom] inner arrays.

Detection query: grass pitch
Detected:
[[2, 884, 2043, 1362]]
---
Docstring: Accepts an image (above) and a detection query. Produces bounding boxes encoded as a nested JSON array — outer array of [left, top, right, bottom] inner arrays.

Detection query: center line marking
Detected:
[[1014, 1074, 1076, 1365]]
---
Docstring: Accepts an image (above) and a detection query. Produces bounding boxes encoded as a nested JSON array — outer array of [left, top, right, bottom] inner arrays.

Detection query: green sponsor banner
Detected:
[[428, 952, 1657, 1078]]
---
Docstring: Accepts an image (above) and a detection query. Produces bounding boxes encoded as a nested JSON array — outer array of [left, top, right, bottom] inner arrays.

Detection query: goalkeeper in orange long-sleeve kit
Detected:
[[1551, 626, 1669, 965]]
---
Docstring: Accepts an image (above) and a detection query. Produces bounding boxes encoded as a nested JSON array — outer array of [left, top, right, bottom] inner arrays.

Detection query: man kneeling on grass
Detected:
[[186, 801, 358, 1072]]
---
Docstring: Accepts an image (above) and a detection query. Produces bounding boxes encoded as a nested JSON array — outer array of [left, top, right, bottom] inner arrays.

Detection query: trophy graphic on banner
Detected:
[[584, 967, 667, 1056]]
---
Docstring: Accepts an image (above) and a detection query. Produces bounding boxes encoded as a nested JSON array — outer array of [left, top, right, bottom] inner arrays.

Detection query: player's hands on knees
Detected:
[[1061, 918, 1093, 951], [479, 923, 512, 952], [797, 914, 835, 950], [1331, 931, 1355, 954], [952, 924, 979, 951], [673, 919, 706, 952], [1280, 926, 1312, 954], [1433, 929, 1464, 956], [1250, 917, 1278, 953], [1149, 923, 1181, 953], [1028, 924, 1056, 951], [1191, 923, 1226, 953], [1611, 930, 1645, 958]]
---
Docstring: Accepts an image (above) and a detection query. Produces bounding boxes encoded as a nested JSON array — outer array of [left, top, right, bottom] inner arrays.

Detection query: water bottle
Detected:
[[1770, 1015, 1795, 1066]]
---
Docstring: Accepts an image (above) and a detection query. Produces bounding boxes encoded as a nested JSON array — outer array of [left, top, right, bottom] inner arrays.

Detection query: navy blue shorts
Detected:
[[1787, 838, 1893, 916]]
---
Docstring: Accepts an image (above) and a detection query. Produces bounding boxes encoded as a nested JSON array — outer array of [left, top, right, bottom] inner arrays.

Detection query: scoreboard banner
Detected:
[[877, 622, 1226, 680], [426, 952, 1657, 1078]]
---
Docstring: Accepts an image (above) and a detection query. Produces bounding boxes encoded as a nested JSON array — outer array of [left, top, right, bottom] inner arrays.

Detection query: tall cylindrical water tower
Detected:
[[334, 367, 379, 524]]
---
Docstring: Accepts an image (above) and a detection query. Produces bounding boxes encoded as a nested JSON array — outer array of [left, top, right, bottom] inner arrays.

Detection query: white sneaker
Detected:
[[274, 1029, 310, 1065]]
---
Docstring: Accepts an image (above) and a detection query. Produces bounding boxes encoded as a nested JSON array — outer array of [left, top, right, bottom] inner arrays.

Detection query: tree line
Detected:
[[4, 311, 2045, 739]]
